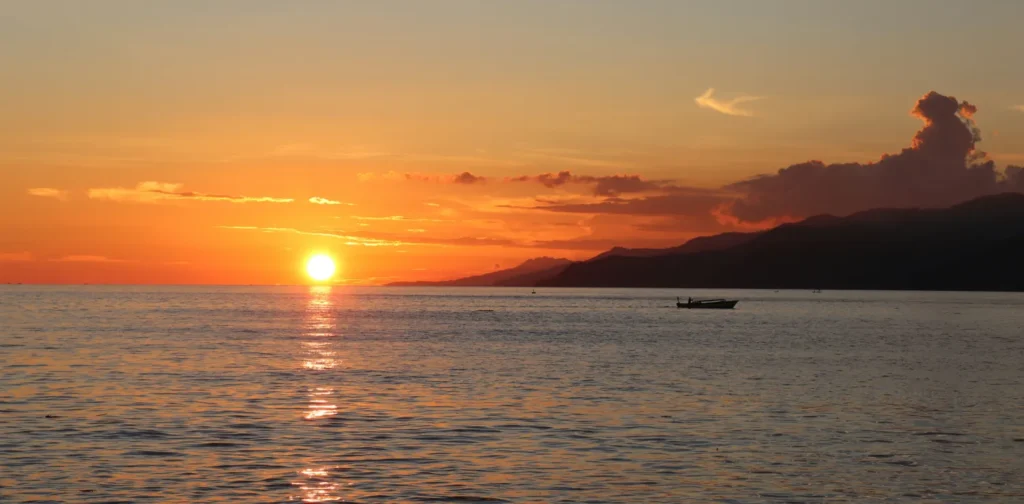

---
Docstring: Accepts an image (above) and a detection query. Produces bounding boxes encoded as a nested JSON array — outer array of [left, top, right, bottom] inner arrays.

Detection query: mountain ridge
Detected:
[[539, 193, 1024, 291], [386, 193, 1024, 291], [386, 256, 572, 287]]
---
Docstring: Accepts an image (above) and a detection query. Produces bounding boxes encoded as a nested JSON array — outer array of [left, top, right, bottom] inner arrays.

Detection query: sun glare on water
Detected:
[[306, 255, 336, 282]]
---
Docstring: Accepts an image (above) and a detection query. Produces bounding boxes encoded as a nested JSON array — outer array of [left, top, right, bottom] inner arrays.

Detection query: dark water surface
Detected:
[[1, 286, 1022, 502]]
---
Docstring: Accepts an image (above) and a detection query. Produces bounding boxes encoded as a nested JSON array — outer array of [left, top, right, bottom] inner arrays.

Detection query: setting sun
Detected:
[[306, 255, 336, 282]]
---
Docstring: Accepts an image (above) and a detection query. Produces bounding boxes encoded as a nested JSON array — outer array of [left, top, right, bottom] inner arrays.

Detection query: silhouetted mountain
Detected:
[[388, 257, 572, 287], [539, 193, 1024, 291], [588, 232, 760, 261], [493, 263, 573, 286]]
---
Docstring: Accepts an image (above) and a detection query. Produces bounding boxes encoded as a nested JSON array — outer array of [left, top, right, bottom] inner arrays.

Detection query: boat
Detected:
[[677, 297, 738, 309]]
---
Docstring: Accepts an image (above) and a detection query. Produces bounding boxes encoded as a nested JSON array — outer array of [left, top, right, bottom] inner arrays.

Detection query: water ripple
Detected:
[[1, 286, 1023, 502]]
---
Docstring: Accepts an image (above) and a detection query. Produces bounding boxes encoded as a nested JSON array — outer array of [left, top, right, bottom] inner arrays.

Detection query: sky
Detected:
[[2, 0, 1023, 284]]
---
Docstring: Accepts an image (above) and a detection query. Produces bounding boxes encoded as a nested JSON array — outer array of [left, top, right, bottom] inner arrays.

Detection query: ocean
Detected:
[[1, 286, 1022, 502]]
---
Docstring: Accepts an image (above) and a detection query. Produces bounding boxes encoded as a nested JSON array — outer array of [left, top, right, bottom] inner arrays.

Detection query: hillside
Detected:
[[387, 257, 572, 287], [539, 193, 1024, 291], [587, 231, 760, 261]]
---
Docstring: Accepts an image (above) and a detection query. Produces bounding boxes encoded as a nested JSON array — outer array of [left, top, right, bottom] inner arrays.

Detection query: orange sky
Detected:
[[2, 2, 1023, 284]]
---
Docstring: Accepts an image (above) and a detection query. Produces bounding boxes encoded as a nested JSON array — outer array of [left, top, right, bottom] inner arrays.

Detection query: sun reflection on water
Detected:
[[304, 387, 338, 420], [291, 287, 347, 502], [302, 286, 339, 372], [291, 465, 342, 502], [302, 287, 340, 420]]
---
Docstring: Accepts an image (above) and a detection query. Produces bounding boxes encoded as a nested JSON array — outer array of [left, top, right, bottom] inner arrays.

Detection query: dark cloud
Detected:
[[508, 91, 1024, 240], [452, 171, 486, 184], [725, 91, 1023, 222], [387, 172, 487, 184], [508, 170, 670, 196]]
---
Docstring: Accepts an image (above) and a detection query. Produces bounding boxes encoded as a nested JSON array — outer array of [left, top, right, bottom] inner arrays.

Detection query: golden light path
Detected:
[[306, 254, 336, 282], [295, 286, 342, 502]]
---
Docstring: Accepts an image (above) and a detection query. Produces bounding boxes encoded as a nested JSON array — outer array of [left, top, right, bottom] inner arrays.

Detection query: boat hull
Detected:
[[677, 300, 738, 309]]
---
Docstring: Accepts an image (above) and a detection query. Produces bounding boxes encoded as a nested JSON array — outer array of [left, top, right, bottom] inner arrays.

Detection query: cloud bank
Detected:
[[520, 91, 1022, 231], [695, 88, 762, 117], [725, 91, 1023, 222]]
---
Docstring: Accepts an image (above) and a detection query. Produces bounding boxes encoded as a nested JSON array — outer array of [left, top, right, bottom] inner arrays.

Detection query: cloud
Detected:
[[88, 182, 293, 204], [309, 197, 353, 206], [351, 215, 447, 222], [725, 91, 1023, 222], [508, 171, 671, 196], [27, 188, 69, 201], [507, 92, 1023, 230], [518, 190, 729, 217], [452, 171, 486, 184], [0, 252, 32, 261], [218, 226, 408, 247], [357, 171, 486, 184], [1012, 105, 1024, 113], [220, 225, 530, 249], [695, 88, 762, 117], [52, 255, 130, 263]]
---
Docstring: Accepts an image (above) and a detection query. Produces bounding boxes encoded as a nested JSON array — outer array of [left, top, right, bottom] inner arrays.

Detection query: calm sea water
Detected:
[[1, 286, 1022, 503]]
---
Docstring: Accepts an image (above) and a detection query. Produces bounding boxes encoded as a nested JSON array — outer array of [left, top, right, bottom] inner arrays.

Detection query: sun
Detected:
[[306, 254, 336, 282]]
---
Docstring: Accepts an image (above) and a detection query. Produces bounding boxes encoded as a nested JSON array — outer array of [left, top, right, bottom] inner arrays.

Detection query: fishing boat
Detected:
[[677, 297, 738, 309]]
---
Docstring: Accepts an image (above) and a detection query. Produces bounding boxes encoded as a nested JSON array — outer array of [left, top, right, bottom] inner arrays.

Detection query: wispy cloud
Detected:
[[351, 215, 447, 222], [0, 252, 32, 261], [88, 182, 293, 204], [357, 171, 486, 184], [257, 145, 524, 167], [508, 171, 673, 196], [218, 226, 408, 247], [27, 188, 69, 201], [52, 255, 131, 263], [220, 225, 526, 249], [519, 148, 629, 169], [1012, 105, 1024, 113], [309, 197, 353, 206], [695, 88, 762, 117]]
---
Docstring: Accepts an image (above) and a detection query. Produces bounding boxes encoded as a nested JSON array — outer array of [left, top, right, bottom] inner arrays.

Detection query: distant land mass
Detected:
[[390, 193, 1024, 291], [387, 257, 572, 287], [544, 193, 1024, 291]]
